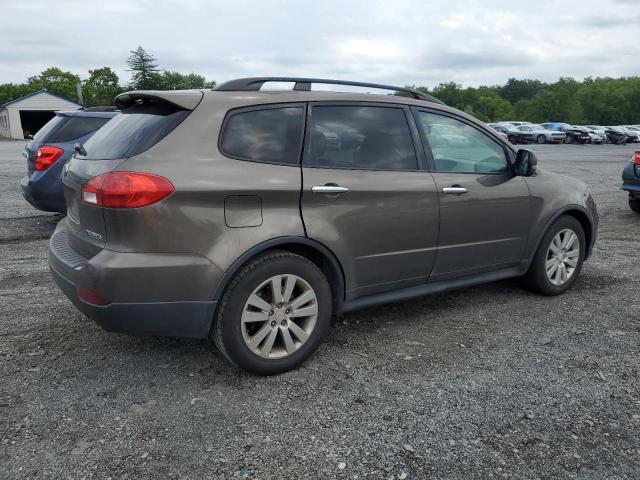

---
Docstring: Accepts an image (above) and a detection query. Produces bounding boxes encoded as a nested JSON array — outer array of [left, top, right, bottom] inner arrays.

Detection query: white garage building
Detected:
[[0, 89, 80, 140]]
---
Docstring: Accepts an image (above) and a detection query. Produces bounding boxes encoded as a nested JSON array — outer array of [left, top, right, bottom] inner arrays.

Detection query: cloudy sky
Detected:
[[1, 0, 638, 88]]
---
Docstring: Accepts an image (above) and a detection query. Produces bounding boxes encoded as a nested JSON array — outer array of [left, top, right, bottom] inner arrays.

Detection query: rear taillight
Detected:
[[35, 146, 64, 171], [81, 172, 174, 208], [633, 151, 640, 165]]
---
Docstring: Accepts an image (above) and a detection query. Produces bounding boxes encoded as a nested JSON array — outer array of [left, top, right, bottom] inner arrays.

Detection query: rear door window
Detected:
[[305, 105, 418, 171], [82, 101, 189, 160], [219, 106, 304, 165]]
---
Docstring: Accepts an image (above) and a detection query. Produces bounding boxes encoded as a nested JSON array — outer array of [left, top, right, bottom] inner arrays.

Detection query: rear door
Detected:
[[301, 103, 440, 299], [413, 108, 532, 281]]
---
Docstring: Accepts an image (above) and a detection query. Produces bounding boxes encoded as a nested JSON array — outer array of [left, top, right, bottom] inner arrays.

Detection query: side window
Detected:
[[417, 111, 509, 174], [306, 105, 418, 170], [220, 106, 304, 165]]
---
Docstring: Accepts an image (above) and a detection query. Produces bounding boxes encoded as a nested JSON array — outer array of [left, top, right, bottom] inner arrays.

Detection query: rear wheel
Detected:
[[524, 216, 586, 296], [564, 135, 574, 144], [536, 134, 546, 144], [630, 196, 640, 213], [211, 251, 332, 375]]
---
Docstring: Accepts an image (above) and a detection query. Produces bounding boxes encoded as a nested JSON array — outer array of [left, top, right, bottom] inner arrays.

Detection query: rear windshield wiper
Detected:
[[74, 143, 87, 156]]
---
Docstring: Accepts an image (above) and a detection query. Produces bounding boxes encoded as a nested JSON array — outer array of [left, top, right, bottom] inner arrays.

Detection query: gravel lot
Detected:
[[1, 139, 639, 480]]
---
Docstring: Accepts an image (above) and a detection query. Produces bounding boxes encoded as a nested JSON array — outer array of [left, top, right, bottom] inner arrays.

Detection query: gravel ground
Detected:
[[1, 139, 639, 479]]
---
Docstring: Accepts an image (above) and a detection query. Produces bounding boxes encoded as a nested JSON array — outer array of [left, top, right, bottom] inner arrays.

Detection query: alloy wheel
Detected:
[[241, 274, 318, 359], [545, 228, 580, 286]]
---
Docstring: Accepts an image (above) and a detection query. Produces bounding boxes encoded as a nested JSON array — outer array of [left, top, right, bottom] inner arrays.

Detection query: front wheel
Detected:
[[630, 196, 640, 213], [536, 134, 546, 144], [211, 251, 332, 375], [564, 135, 574, 144], [524, 216, 586, 295]]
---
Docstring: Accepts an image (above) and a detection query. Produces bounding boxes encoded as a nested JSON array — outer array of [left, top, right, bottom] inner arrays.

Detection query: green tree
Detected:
[[127, 46, 162, 90], [160, 71, 216, 90], [27, 67, 80, 101], [475, 95, 512, 122], [499, 78, 546, 104], [82, 67, 121, 106]]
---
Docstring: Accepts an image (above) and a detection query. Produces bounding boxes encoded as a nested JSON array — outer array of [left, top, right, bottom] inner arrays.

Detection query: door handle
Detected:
[[442, 186, 468, 194], [312, 185, 349, 194]]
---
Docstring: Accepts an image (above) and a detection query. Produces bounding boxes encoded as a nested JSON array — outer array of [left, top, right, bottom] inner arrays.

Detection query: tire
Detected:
[[536, 134, 546, 144], [524, 215, 586, 296], [564, 135, 574, 144], [211, 251, 332, 375], [508, 135, 517, 144], [630, 197, 640, 213]]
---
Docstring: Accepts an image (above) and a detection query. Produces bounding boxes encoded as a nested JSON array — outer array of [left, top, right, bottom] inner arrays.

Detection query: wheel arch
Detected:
[[532, 205, 595, 261], [211, 236, 346, 312]]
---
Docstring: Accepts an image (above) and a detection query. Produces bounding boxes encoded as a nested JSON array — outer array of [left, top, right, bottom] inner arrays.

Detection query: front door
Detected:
[[301, 103, 440, 299], [414, 109, 533, 281]]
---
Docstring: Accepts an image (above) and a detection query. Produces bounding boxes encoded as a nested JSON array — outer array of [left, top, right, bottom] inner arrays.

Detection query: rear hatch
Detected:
[[63, 91, 202, 258], [25, 113, 113, 175]]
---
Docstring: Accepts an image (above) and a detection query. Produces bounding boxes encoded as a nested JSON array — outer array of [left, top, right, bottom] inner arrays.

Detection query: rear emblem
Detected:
[[86, 230, 102, 241]]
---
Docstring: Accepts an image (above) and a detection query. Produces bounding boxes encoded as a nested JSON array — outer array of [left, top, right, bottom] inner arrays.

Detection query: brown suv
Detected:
[[49, 77, 598, 374]]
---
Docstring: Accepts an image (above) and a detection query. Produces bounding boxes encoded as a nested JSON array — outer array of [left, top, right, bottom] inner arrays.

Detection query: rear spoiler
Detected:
[[114, 90, 204, 111]]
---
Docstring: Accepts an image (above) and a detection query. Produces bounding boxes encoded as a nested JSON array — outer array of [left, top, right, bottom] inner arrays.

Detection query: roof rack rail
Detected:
[[214, 77, 445, 105]]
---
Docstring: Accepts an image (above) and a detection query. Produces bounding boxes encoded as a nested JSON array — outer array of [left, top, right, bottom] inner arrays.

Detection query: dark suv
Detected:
[[49, 78, 598, 374]]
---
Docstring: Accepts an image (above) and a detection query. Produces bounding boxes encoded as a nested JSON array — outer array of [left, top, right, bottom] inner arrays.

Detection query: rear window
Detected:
[[81, 101, 189, 160], [219, 106, 304, 165], [33, 115, 110, 143], [32, 116, 64, 143]]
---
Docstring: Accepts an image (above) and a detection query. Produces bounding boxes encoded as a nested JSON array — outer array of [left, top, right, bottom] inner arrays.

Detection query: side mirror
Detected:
[[514, 149, 537, 176]]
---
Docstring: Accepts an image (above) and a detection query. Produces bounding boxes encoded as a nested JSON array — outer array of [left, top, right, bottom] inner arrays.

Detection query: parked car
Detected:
[[48, 77, 598, 374], [541, 123, 591, 144], [582, 126, 608, 144], [515, 124, 566, 144], [604, 126, 629, 144], [587, 125, 626, 144], [625, 126, 640, 141], [487, 123, 531, 144], [622, 151, 640, 212], [20, 108, 118, 213], [618, 126, 640, 143], [500, 121, 532, 127]]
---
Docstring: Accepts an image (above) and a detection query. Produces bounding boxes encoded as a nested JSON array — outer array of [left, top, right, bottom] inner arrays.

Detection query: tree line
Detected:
[[1, 46, 638, 124], [414, 76, 640, 125], [0, 47, 216, 108]]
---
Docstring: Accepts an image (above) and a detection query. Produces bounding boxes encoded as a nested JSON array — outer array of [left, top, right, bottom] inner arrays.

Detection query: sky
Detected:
[[1, 0, 638, 88]]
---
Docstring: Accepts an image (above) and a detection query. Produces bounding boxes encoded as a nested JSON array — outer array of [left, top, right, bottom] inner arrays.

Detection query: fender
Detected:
[[527, 204, 595, 262], [211, 236, 346, 307]]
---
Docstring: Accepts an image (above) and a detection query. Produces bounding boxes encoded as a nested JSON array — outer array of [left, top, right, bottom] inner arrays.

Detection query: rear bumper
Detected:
[[48, 219, 220, 338], [622, 163, 640, 197], [21, 173, 66, 213]]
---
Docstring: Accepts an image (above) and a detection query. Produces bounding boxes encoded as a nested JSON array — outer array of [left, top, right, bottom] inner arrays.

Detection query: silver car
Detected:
[[516, 124, 566, 144]]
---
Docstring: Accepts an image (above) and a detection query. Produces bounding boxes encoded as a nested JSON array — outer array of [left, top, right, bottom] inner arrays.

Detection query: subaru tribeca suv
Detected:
[[49, 77, 598, 375]]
